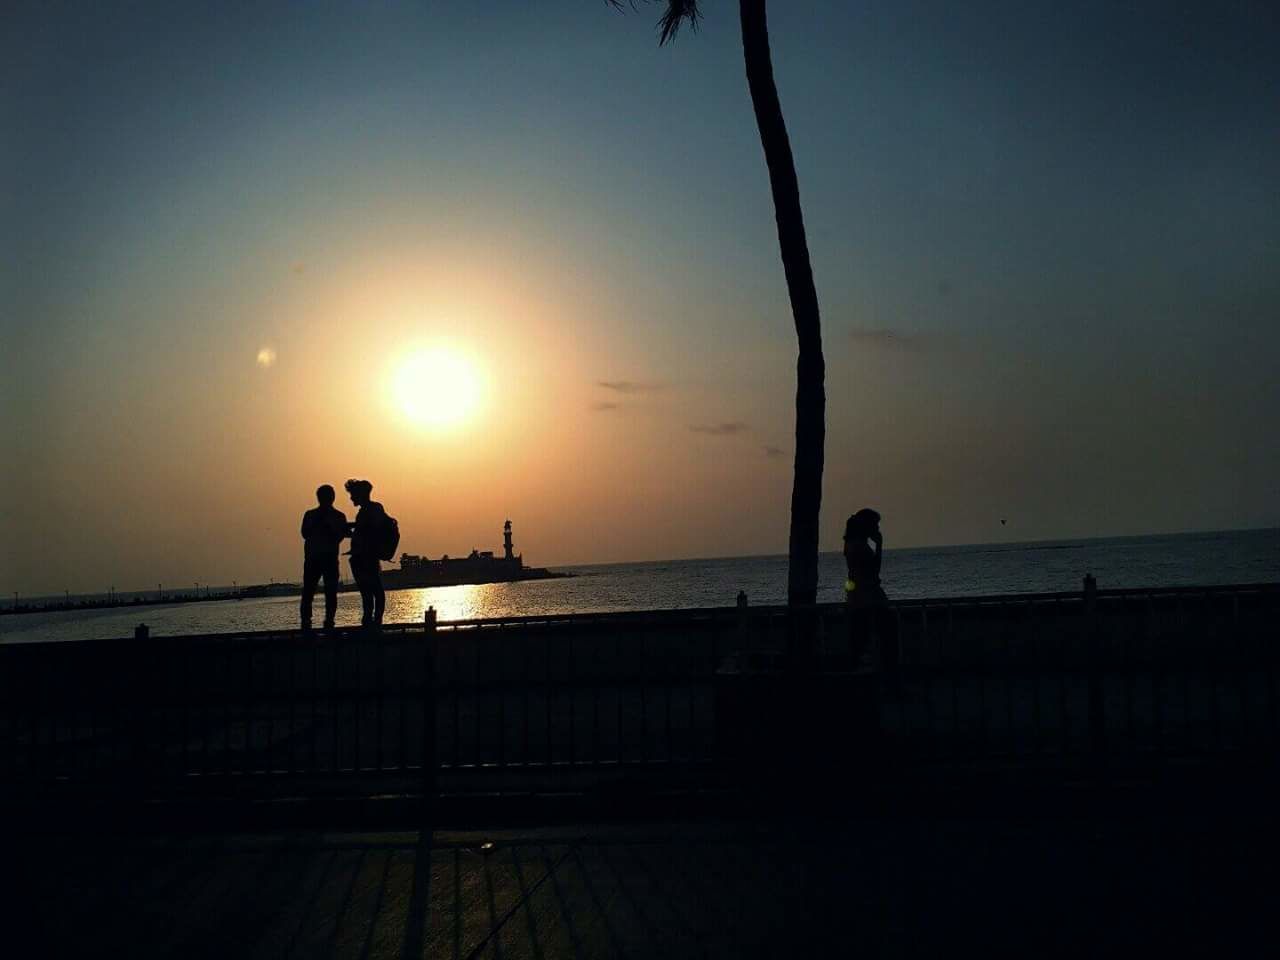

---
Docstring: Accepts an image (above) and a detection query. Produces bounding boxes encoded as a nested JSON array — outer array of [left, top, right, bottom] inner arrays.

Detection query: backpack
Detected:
[[378, 514, 401, 562]]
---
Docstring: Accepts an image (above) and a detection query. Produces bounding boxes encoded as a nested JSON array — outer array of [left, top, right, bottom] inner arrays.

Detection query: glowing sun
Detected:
[[391, 347, 484, 429]]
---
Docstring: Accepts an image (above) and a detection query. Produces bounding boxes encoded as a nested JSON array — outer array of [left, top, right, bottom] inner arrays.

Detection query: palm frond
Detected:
[[656, 0, 702, 45], [604, 0, 703, 46]]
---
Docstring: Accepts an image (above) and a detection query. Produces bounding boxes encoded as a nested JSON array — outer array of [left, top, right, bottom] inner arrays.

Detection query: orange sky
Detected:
[[4, 2, 1278, 595]]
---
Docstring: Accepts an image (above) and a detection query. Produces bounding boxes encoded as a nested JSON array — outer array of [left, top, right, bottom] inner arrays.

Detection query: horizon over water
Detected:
[[3, 528, 1278, 644]]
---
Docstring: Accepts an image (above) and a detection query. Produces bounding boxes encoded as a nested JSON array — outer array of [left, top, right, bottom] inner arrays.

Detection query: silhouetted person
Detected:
[[844, 508, 899, 673], [345, 478, 386, 626], [300, 484, 348, 631]]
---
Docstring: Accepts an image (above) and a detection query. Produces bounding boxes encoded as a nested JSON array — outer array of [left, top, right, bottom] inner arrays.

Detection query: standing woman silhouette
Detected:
[[843, 508, 899, 672]]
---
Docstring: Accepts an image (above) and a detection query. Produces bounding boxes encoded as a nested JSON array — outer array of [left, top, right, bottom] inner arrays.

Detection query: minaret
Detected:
[[503, 519, 514, 561]]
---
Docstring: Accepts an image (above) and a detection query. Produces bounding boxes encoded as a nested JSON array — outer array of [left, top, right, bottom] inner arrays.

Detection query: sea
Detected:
[[3, 529, 1278, 645]]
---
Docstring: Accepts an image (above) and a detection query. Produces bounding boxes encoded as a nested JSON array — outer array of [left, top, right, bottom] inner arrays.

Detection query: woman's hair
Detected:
[[344, 478, 373, 499], [844, 508, 881, 541]]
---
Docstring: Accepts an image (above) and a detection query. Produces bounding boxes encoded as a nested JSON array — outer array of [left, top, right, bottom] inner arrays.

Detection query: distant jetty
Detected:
[[2, 587, 251, 616]]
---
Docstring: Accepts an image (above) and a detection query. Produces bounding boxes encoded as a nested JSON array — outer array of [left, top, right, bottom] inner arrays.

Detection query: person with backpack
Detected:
[[344, 478, 396, 627], [299, 484, 349, 632]]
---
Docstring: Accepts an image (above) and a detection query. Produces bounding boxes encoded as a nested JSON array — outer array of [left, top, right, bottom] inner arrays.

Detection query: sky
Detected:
[[3, 0, 1278, 595]]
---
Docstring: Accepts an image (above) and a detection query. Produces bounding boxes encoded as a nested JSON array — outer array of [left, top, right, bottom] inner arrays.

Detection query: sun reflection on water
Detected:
[[382, 582, 513, 624]]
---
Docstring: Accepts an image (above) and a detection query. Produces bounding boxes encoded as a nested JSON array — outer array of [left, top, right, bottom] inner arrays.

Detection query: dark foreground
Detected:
[[6, 584, 1280, 956], [13, 805, 1280, 959]]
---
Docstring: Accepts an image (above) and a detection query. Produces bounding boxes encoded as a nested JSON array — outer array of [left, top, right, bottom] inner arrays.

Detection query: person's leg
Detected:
[[846, 600, 871, 666], [350, 558, 373, 625], [371, 576, 384, 627], [361, 560, 376, 624], [300, 558, 320, 628], [363, 563, 381, 632], [321, 557, 339, 628], [373, 560, 384, 627]]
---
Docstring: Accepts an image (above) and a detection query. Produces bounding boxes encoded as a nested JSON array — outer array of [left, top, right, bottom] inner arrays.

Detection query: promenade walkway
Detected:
[[14, 810, 1280, 958]]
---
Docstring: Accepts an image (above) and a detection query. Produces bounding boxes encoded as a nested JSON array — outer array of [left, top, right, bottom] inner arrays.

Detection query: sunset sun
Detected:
[[391, 346, 483, 430]]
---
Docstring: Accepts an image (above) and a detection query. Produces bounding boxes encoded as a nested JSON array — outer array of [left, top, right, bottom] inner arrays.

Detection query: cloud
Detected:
[[591, 401, 620, 412], [847, 326, 925, 351], [597, 380, 662, 394], [690, 421, 749, 436], [762, 445, 786, 459]]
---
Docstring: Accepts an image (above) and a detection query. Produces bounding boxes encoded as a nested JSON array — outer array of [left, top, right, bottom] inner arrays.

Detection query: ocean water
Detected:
[[3, 529, 1277, 644]]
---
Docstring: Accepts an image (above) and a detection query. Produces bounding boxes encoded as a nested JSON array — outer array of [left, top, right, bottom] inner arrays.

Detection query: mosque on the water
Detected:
[[386, 520, 567, 588]]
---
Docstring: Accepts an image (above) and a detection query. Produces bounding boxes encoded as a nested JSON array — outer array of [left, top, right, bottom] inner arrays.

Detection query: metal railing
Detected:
[[0, 606, 740, 794], [2, 581, 1278, 800], [883, 582, 1280, 767], [0, 624, 436, 791]]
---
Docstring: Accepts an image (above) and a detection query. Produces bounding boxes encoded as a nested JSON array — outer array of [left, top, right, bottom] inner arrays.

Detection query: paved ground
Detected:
[[11, 812, 1280, 958]]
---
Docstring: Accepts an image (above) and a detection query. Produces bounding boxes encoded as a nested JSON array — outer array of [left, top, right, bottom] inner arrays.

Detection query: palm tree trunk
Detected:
[[738, 0, 826, 614]]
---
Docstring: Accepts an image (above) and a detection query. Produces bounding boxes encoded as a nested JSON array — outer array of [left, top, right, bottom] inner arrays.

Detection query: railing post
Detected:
[[131, 624, 150, 780], [1083, 574, 1106, 770], [1146, 593, 1164, 757], [421, 607, 437, 814]]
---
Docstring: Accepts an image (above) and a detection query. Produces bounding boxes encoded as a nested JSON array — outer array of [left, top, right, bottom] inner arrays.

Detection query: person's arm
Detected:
[[870, 530, 883, 578], [301, 511, 313, 540], [335, 511, 350, 540]]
